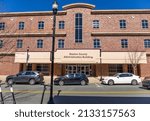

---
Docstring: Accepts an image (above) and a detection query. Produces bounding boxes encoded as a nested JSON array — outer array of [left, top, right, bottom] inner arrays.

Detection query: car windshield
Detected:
[[17, 72, 23, 75], [113, 73, 119, 77], [65, 75, 69, 78]]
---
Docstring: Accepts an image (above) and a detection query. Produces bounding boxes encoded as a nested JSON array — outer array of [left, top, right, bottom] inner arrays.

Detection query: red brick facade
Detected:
[[0, 3, 150, 77]]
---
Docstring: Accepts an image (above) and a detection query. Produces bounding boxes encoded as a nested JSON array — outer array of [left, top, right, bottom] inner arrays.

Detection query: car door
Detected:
[[67, 74, 76, 84], [15, 72, 26, 83], [24, 71, 32, 82], [118, 74, 131, 84], [74, 74, 82, 84]]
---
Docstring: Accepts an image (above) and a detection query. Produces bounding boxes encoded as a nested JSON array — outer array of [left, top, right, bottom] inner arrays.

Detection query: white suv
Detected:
[[102, 73, 141, 85]]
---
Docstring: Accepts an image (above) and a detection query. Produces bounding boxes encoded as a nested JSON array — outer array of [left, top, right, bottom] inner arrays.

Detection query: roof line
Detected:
[[63, 3, 95, 10]]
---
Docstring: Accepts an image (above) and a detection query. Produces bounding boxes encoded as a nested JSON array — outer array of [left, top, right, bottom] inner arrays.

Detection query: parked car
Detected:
[[54, 73, 89, 86], [142, 76, 150, 89], [6, 71, 44, 85], [102, 73, 141, 85]]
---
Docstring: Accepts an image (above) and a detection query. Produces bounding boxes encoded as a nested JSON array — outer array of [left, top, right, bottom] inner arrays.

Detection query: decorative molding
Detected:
[[0, 33, 66, 38], [0, 11, 67, 17], [91, 9, 150, 14], [63, 3, 95, 10], [91, 32, 150, 36]]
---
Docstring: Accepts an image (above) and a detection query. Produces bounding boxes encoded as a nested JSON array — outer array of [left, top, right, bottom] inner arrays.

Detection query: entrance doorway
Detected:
[[66, 64, 92, 76]]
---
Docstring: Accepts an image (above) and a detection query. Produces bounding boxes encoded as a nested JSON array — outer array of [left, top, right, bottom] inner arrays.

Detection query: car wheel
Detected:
[[108, 80, 114, 85], [147, 86, 150, 90], [29, 79, 35, 85], [59, 81, 64, 86], [131, 80, 137, 85], [7, 79, 13, 85], [81, 80, 86, 86]]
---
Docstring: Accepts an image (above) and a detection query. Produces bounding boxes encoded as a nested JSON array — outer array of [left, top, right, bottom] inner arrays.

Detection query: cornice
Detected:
[[0, 33, 66, 37], [0, 11, 67, 17], [91, 9, 150, 14], [91, 32, 150, 36]]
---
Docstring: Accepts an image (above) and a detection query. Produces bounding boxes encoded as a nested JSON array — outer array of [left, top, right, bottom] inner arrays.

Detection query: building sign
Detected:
[[55, 50, 100, 64], [64, 52, 93, 59]]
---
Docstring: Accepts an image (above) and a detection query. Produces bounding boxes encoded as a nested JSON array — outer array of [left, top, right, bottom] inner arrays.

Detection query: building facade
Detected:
[[0, 3, 150, 77]]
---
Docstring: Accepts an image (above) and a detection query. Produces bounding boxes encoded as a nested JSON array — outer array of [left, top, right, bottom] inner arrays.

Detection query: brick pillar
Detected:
[[123, 64, 128, 72], [32, 64, 36, 71], [23, 64, 26, 71]]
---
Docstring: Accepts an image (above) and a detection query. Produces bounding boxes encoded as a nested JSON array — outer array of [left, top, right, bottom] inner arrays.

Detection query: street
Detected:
[[0, 83, 150, 104]]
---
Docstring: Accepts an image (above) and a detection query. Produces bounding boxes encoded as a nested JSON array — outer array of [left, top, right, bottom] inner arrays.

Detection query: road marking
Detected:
[[1, 90, 150, 95], [95, 83, 101, 87]]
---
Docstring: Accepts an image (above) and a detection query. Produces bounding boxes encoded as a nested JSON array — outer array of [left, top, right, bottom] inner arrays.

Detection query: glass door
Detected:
[[66, 64, 92, 76]]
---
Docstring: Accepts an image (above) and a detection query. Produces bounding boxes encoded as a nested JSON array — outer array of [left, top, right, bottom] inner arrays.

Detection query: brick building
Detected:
[[0, 3, 150, 77]]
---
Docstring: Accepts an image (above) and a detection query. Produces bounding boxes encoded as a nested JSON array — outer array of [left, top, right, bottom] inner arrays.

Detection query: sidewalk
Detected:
[[43, 76, 100, 84], [0, 75, 100, 84]]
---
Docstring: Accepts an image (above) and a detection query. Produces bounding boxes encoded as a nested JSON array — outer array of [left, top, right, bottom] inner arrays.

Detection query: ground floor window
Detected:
[[128, 64, 133, 73], [65, 64, 92, 76], [108, 64, 123, 76], [36, 64, 49, 75], [27, 64, 32, 71]]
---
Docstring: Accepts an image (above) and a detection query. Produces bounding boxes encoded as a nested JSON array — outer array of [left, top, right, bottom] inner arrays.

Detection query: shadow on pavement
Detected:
[[53, 95, 150, 104]]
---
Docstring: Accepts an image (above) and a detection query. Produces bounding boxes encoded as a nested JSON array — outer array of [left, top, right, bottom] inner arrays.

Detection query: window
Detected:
[[17, 39, 23, 48], [119, 74, 129, 77], [93, 20, 99, 28], [120, 20, 126, 28], [0, 22, 5, 30], [128, 64, 133, 73], [58, 39, 64, 48], [27, 64, 32, 71], [36, 64, 49, 75], [19, 22, 24, 30], [59, 21, 65, 29], [0, 40, 3, 48], [37, 39, 43, 48], [25, 72, 32, 75], [93, 39, 100, 48], [142, 20, 148, 28], [144, 39, 150, 48], [109, 64, 123, 76], [121, 39, 128, 48], [38, 21, 44, 29], [75, 13, 82, 43]]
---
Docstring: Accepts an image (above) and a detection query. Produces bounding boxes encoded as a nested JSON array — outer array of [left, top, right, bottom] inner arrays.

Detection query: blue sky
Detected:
[[0, 0, 150, 12]]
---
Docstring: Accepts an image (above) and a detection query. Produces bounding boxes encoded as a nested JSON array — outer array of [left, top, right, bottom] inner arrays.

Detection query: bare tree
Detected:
[[0, 16, 17, 62], [128, 41, 146, 75]]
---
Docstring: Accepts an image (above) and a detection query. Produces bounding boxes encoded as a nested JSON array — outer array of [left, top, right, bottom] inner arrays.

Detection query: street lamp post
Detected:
[[100, 48, 102, 81], [26, 46, 29, 71], [48, 0, 58, 104]]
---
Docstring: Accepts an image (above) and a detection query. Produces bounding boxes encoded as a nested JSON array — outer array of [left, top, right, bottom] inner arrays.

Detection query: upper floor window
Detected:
[[142, 20, 148, 28], [75, 13, 82, 43], [121, 39, 128, 48], [93, 20, 99, 28], [93, 39, 100, 48], [19, 22, 25, 30], [120, 20, 126, 28], [59, 21, 65, 29], [0, 40, 3, 48], [144, 39, 150, 48], [58, 39, 64, 48], [17, 39, 23, 48], [0, 22, 5, 30], [37, 39, 43, 48], [38, 21, 44, 29]]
